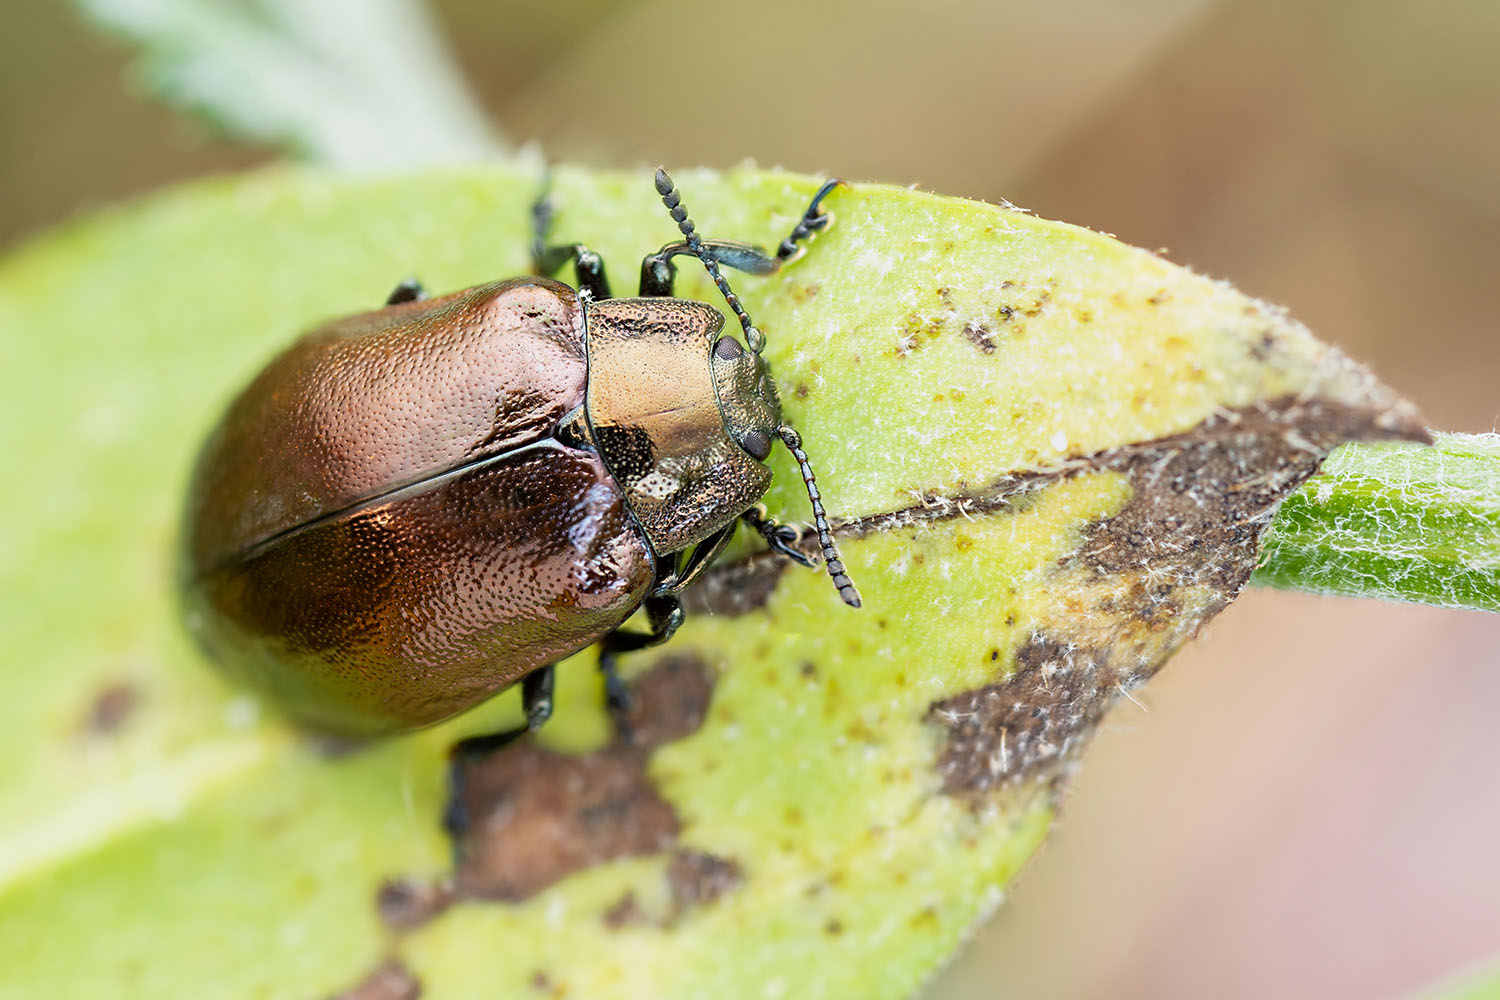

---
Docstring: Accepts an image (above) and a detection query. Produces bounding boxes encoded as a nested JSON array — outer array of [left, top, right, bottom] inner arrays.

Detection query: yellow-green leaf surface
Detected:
[[0, 164, 1423, 999]]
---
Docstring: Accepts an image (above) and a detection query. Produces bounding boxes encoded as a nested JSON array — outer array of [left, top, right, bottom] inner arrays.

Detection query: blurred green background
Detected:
[[3, 1, 1497, 998]]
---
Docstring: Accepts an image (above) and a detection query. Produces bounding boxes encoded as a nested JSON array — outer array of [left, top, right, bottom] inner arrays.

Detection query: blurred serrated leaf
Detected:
[[70, 0, 505, 166]]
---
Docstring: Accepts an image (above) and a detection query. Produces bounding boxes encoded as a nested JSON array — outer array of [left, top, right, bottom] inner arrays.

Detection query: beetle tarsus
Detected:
[[776, 179, 845, 262], [385, 277, 427, 305]]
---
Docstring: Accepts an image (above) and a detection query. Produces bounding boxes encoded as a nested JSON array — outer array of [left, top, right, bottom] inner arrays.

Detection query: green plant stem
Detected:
[[1255, 432, 1500, 613], [71, 0, 505, 167]]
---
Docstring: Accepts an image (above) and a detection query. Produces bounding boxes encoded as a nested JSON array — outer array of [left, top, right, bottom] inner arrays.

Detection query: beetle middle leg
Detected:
[[597, 593, 684, 721], [531, 184, 612, 301]]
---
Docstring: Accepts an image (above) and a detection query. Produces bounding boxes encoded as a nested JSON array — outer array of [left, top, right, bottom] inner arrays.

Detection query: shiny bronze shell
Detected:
[[181, 278, 656, 736], [185, 442, 653, 736], [185, 278, 589, 571]]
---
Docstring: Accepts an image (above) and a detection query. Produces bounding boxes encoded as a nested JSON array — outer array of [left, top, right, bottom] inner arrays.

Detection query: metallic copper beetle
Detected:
[[181, 169, 859, 740]]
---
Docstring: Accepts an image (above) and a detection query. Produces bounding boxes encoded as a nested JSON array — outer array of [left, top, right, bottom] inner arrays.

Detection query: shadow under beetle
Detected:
[[180, 169, 859, 741]]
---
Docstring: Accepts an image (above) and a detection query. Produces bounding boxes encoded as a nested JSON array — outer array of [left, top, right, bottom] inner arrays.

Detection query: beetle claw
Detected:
[[764, 524, 816, 568]]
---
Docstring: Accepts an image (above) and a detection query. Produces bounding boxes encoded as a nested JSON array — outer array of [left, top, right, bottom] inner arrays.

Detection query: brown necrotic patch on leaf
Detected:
[[442, 656, 715, 903], [925, 396, 1428, 796], [448, 745, 679, 901], [1072, 397, 1428, 596], [80, 681, 140, 736], [599, 849, 745, 931], [961, 322, 997, 354], [930, 636, 1117, 792], [324, 960, 421, 1000]]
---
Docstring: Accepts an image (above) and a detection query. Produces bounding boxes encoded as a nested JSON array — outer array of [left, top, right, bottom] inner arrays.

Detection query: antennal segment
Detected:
[[778, 425, 861, 608], [654, 168, 766, 353]]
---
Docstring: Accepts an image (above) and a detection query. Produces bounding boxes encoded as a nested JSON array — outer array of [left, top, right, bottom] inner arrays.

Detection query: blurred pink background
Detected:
[[4, 2, 1496, 997]]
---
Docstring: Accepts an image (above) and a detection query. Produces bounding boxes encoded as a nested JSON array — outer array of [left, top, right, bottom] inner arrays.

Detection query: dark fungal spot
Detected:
[[441, 657, 714, 903], [1021, 290, 1051, 317], [962, 322, 997, 354], [324, 960, 421, 1000], [668, 850, 743, 911], [82, 682, 139, 735], [598, 849, 744, 930], [1250, 330, 1279, 361], [602, 892, 647, 929], [376, 878, 454, 932]]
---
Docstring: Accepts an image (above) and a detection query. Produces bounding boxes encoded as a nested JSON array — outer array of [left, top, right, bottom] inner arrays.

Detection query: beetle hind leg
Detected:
[[521, 664, 555, 728]]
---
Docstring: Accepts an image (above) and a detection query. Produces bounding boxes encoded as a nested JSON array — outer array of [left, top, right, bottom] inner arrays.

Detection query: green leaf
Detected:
[[69, 0, 504, 166], [0, 164, 1425, 999], [1254, 432, 1500, 611]]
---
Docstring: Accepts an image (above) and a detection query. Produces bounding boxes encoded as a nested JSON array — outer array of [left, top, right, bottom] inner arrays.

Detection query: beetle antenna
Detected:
[[654, 168, 767, 353], [654, 168, 859, 609], [778, 425, 861, 608]]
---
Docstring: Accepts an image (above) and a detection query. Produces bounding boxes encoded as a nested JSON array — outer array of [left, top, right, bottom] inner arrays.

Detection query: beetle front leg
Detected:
[[773, 179, 843, 263], [742, 506, 816, 568], [636, 179, 844, 296]]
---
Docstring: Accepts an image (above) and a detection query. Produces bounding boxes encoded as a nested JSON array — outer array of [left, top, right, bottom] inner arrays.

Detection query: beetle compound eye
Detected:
[[714, 337, 745, 361], [740, 429, 773, 461]]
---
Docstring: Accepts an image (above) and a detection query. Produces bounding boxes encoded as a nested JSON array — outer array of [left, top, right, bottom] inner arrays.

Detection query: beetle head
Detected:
[[657, 168, 860, 608], [710, 334, 781, 463]]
